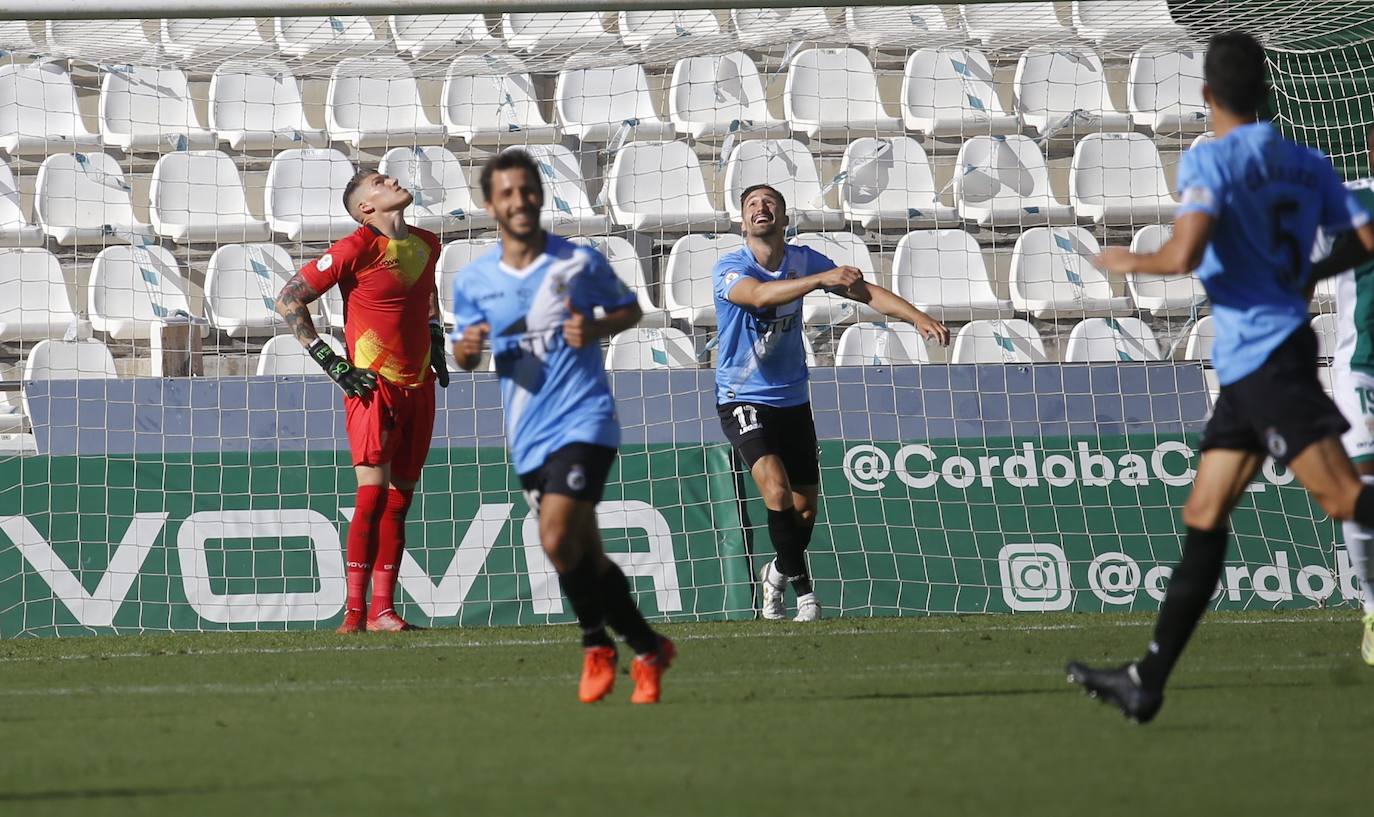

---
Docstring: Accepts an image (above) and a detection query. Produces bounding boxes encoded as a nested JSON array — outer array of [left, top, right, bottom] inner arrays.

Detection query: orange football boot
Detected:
[[630, 638, 677, 704], [579, 645, 618, 703]]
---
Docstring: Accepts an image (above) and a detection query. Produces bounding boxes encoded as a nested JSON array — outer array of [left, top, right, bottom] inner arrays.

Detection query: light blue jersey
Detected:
[[449, 235, 636, 475], [713, 243, 835, 406], [1177, 122, 1368, 385]]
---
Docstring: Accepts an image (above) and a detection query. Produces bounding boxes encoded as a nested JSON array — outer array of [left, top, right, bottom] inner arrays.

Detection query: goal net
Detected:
[[0, 0, 1371, 636]]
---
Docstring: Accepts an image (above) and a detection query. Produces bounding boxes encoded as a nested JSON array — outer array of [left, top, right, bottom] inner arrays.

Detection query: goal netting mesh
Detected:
[[1, 0, 1371, 635]]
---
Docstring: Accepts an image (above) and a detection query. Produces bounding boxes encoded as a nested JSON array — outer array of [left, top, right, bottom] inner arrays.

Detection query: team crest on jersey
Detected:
[[317, 253, 334, 271], [567, 464, 587, 492], [724, 272, 740, 285], [1265, 427, 1288, 459]]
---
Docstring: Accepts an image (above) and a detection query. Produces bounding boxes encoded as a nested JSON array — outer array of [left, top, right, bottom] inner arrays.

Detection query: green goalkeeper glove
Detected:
[[309, 339, 378, 398], [429, 322, 450, 388]]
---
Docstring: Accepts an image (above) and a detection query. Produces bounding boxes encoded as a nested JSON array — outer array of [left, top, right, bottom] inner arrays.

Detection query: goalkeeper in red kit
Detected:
[[275, 170, 448, 633]]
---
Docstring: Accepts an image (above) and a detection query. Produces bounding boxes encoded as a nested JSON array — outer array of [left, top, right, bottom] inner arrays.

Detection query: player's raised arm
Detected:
[[725, 265, 860, 310], [1096, 211, 1214, 278], [563, 251, 642, 349]]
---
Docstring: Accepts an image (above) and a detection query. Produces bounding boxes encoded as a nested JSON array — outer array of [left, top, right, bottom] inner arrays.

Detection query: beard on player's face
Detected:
[[490, 171, 544, 240], [743, 195, 786, 239]]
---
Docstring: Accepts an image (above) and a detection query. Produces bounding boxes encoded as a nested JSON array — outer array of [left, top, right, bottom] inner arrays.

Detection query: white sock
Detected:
[[765, 559, 787, 590], [796, 592, 817, 605], [1342, 519, 1374, 614]]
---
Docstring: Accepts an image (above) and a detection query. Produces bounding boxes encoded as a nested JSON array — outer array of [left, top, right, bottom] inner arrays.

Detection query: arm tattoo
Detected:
[[276, 275, 323, 348]]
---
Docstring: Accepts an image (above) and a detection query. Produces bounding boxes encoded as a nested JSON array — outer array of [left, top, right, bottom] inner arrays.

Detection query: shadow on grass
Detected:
[[0, 777, 343, 804], [833, 677, 1320, 703]]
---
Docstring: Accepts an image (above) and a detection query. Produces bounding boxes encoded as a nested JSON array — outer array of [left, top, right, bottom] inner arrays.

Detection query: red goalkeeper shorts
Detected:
[[344, 378, 436, 483]]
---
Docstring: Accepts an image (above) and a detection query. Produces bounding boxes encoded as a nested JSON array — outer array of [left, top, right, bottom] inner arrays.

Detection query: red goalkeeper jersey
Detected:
[[299, 225, 441, 389]]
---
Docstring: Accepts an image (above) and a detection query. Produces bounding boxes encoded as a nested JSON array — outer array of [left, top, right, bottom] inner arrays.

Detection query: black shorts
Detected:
[[518, 443, 617, 507], [718, 401, 820, 486], [1198, 325, 1349, 466]]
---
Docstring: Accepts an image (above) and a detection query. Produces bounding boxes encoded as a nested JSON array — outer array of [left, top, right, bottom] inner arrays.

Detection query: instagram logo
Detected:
[[998, 544, 1073, 611]]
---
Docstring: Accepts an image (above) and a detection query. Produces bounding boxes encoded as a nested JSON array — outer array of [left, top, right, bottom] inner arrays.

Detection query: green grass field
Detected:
[[0, 610, 1368, 816]]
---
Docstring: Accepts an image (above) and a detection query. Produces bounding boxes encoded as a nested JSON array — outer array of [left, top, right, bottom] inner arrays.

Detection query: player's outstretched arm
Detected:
[[846, 283, 950, 346], [564, 300, 642, 349], [726, 266, 861, 310], [1096, 212, 1214, 277], [1313, 221, 1374, 281]]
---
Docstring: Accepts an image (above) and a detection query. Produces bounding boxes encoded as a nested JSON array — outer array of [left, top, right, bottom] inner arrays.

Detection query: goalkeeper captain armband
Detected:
[[309, 339, 378, 398]]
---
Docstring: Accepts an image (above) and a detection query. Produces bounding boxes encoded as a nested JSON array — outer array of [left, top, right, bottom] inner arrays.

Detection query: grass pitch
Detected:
[[0, 610, 1368, 817]]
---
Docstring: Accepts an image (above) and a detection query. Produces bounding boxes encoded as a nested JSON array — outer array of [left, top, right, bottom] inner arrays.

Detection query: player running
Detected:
[[1067, 32, 1374, 722], [275, 169, 449, 634], [714, 184, 949, 622], [449, 150, 675, 704]]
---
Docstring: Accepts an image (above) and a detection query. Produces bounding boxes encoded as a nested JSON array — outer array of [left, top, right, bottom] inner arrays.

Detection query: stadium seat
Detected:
[[663, 232, 745, 326], [570, 236, 668, 327], [843, 5, 964, 49], [555, 65, 675, 144], [1064, 317, 1163, 362], [320, 284, 345, 330], [617, 11, 728, 51], [44, 19, 159, 65], [834, 323, 931, 366], [1070, 132, 1178, 226], [22, 339, 118, 381], [892, 229, 1011, 322], [209, 60, 328, 152], [793, 231, 882, 326], [503, 13, 619, 53], [950, 318, 1047, 363], [785, 48, 900, 140], [99, 65, 215, 154], [436, 238, 498, 326], [954, 135, 1075, 227], [205, 243, 298, 338], [441, 66, 561, 146], [327, 57, 447, 149], [274, 16, 380, 58], [516, 144, 609, 235], [1072, 1, 1184, 48], [731, 8, 835, 49], [607, 141, 729, 232], [1125, 225, 1207, 316], [668, 52, 784, 141], [378, 146, 491, 233], [0, 248, 76, 342], [1010, 227, 1131, 318], [1312, 276, 1337, 313], [962, 2, 1075, 46], [257, 333, 345, 376], [1182, 315, 1215, 361], [150, 151, 270, 244], [606, 327, 697, 369], [1190, 131, 1215, 150], [723, 139, 845, 231], [839, 137, 956, 230], [35, 152, 153, 246], [264, 148, 357, 242], [0, 21, 44, 55], [0, 160, 42, 247], [88, 244, 198, 340], [901, 47, 1019, 138], [160, 17, 272, 62], [389, 15, 498, 58], [1014, 47, 1132, 138], [1313, 313, 1338, 359], [1129, 47, 1209, 135], [0, 63, 100, 157]]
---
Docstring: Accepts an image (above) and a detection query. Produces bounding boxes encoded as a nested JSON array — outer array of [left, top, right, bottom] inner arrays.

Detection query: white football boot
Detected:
[[760, 562, 787, 620], [794, 593, 821, 622]]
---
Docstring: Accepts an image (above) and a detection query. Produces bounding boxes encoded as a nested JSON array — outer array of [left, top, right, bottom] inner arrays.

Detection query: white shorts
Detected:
[[1333, 367, 1374, 462]]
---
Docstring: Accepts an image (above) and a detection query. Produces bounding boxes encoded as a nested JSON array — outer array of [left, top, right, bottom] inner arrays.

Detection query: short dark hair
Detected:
[[480, 150, 544, 201], [342, 169, 377, 222], [740, 183, 786, 210], [1204, 32, 1269, 116]]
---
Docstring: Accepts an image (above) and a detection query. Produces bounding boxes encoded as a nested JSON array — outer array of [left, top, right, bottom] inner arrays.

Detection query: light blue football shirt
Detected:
[[712, 243, 836, 406], [449, 235, 636, 475], [1177, 122, 1368, 385]]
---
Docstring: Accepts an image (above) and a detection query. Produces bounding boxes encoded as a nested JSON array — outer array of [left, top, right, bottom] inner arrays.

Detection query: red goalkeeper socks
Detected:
[[371, 487, 414, 615], [346, 485, 387, 613]]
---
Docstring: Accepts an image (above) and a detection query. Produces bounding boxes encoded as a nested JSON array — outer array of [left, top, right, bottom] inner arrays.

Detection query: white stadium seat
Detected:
[[210, 60, 327, 152], [1191, 131, 1216, 151], [257, 333, 345, 376], [785, 48, 900, 140], [1129, 47, 1209, 135], [1126, 225, 1207, 316], [664, 232, 744, 326], [1072, 1, 1184, 48], [0, 21, 44, 55], [723, 139, 845, 231], [0, 248, 76, 342], [151, 150, 270, 244], [1183, 315, 1215, 361], [1014, 47, 1132, 138], [160, 17, 272, 62], [264, 148, 357, 242], [0, 63, 100, 157], [668, 53, 784, 141], [843, 5, 964, 49], [205, 243, 299, 338], [274, 16, 379, 58], [834, 323, 931, 366], [45, 19, 158, 65], [1312, 276, 1337, 314], [618, 11, 728, 51], [606, 327, 697, 370], [962, 2, 1074, 46], [1070, 132, 1178, 226], [35, 152, 153, 246], [607, 141, 729, 232], [0, 160, 42, 247], [954, 135, 1075, 227], [389, 15, 498, 59], [950, 319, 1047, 364], [732, 8, 834, 49], [570, 236, 668, 327], [23, 339, 118, 381], [436, 239, 498, 326], [88, 244, 198, 340], [1010, 226, 1131, 319], [327, 57, 447, 149], [793, 231, 882, 326], [901, 47, 1018, 138], [518, 144, 609, 235], [442, 67, 560, 146], [378, 146, 491, 233], [1313, 313, 1338, 359], [839, 137, 956, 230], [1064, 317, 1163, 362], [503, 13, 618, 53], [99, 65, 215, 154], [893, 229, 1011, 322], [555, 65, 675, 144]]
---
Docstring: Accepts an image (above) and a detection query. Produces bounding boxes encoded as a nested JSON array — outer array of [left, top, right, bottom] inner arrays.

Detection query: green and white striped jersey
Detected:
[[1333, 177, 1374, 374]]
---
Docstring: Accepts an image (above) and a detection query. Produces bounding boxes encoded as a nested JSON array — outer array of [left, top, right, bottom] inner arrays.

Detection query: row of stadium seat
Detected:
[[0, 4, 1186, 65], [0, 44, 1206, 158]]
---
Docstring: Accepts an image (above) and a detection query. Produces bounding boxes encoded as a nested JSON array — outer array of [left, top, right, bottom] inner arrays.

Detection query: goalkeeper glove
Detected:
[[429, 321, 450, 388], [309, 339, 378, 398]]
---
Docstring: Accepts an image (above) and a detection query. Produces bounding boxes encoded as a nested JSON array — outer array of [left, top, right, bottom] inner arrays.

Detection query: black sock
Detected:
[[1355, 485, 1374, 528], [558, 555, 612, 649], [794, 512, 815, 551], [598, 561, 659, 655], [1135, 526, 1229, 691], [768, 508, 813, 597]]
